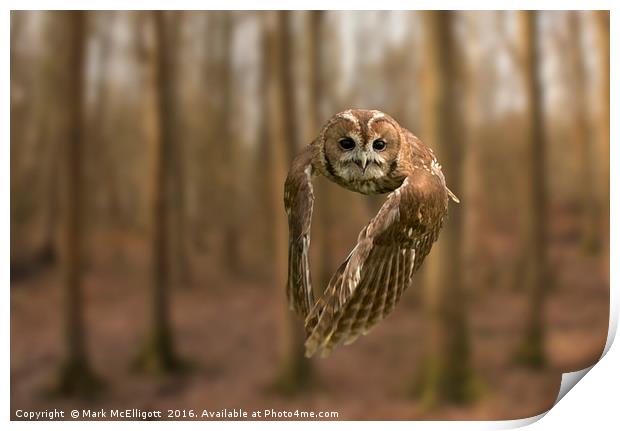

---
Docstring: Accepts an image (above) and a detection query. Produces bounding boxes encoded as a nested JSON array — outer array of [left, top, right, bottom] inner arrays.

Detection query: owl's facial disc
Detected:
[[322, 109, 401, 184]]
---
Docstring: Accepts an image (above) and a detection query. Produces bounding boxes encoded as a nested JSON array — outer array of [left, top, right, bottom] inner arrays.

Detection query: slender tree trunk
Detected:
[[90, 17, 123, 227], [594, 11, 610, 263], [170, 126, 193, 287], [164, 11, 193, 287], [513, 10, 549, 368], [461, 15, 486, 293], [39, 141, 58, 265], [567, 12, 600, 253], [10, 12, 22, 263], [193, 13, 218, 252], [54, 11, 101, 395], [279, 11, 299, 157], [415, 11, 478, 407], [270, 11, 312, 392], [217, 13, 242, 274], [306, 11, 334, 291], [134, 11, 181, 373], [35, 14, 61, 266]]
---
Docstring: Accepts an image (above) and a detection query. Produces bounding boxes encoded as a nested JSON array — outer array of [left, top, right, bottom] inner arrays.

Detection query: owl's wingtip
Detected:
[[304, 342, 318, 358], [447, 187, 460, 203]]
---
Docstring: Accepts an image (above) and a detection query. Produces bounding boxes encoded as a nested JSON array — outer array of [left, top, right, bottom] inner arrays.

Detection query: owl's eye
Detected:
[[373, 139, 387, 151], [338, 137, 356, 151]]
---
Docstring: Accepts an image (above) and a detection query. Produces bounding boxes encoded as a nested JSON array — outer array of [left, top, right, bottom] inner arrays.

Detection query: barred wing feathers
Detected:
[[304, 170, 448, 357], [284, 147, 316, 319]]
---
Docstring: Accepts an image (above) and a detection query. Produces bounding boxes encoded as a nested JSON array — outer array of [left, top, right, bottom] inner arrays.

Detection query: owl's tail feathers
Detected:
[[287, 235, 315, 320]]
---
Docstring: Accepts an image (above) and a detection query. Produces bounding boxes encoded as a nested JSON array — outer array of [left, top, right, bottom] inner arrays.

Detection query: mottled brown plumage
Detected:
[[284, 109, 457, 358]]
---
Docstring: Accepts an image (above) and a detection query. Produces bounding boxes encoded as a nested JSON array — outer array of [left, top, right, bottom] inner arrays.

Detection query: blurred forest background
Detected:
[[11, 10, 609, 420]]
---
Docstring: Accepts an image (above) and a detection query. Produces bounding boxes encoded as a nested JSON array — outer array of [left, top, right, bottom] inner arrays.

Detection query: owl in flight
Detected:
[[284, 109, 458, 358]]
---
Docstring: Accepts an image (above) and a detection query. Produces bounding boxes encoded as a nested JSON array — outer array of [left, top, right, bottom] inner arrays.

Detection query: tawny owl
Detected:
[[284, 109, 458, 358]]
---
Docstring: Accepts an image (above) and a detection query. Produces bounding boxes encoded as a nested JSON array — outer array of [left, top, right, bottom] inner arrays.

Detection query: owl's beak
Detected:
[[354, 154, 369, 172]]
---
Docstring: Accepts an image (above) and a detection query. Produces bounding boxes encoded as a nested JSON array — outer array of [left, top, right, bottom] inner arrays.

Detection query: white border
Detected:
[[3, 2, 617, 430]]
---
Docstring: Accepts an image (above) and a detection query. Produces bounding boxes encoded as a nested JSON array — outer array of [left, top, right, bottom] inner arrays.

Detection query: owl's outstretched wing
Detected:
[[304, 169, 448, 358], [284, 146, 316, 320]]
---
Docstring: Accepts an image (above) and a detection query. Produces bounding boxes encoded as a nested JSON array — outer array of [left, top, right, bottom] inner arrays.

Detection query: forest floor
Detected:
[[10, 206, 609, 421]]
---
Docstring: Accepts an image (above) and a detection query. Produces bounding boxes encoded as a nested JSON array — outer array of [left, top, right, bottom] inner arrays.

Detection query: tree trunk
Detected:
[[192, 12, 218, 252], [10, 12, 22, 264], [39, 140, 58, 265], [307, 11, 334, 291], [415, 11, 478, 407], [54, 11, 101, 395], [513, 10, 549, 368], [567, 12, 599, 253], [134, 11, 181, 373], [268, 11, 313, 393], [90, 16, 123, 227], [217, 12, 242, 275], [164, 11, 193, 287], [35, 13, 62, 266], [594, 11, 609, 264]]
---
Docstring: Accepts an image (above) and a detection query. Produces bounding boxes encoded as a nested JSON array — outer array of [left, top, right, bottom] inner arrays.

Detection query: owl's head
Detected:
[[318, 109, 403, 184]]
